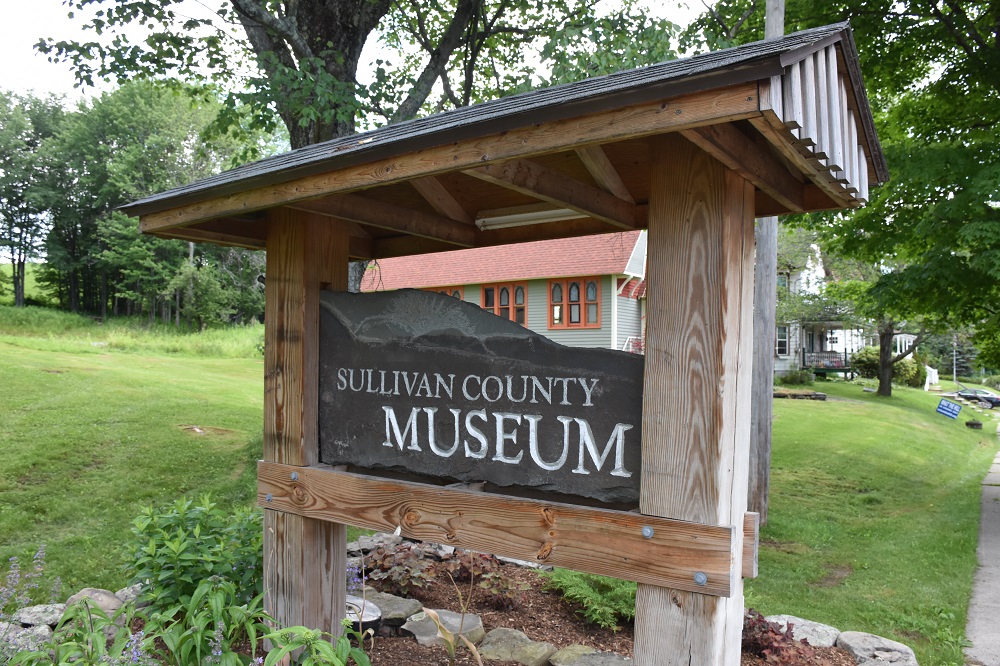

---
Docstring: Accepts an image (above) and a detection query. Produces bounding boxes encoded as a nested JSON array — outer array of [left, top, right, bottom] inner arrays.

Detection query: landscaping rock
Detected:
[[358, 532, 403, 553], [13, 603, 66, 628], [65, 588, 123, 616], [837, 631, 918, 665], [115, 584, 143, 605], [549, 645, 598, 665], [478, 628, 557, 666], [363, 590, 422, 626], [765, 614, 840, 647], [0, 621, 52, 650], [401, 609, 485, 647]]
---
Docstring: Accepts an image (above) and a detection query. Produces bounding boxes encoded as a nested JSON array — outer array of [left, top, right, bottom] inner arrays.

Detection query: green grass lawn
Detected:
[[0, 323, 265, 597], [0, 306, 994, 666], [748, 380, 997, 665]]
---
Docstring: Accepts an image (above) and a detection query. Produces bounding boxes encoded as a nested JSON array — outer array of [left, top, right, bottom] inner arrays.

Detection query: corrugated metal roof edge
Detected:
[[123, 23, 864, 217]]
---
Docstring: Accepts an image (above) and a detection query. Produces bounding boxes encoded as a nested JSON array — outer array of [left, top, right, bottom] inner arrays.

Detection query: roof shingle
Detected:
[[362, 231, 643, 291]]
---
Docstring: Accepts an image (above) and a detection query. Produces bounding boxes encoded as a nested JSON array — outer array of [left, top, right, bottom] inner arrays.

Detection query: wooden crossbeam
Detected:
[[258, 461, 739, 597], [574, 145, 636, 203], [681, 124, 805, 212], [288, 194, 477, 248], [410, 176, 474, 224], [464, 159, 638, 230], [135, 84, 760, 235]]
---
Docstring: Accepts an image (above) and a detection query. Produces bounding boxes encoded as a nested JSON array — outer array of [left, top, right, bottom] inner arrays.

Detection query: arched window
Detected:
[[548, 277, 601, 329]]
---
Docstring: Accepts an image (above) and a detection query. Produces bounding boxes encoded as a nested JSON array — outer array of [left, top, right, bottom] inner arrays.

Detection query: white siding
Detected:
[[615, 290, 643, 351]]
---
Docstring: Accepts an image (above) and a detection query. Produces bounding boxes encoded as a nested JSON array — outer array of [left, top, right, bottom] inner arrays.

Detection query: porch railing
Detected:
[[621, 336, 645, 354], [802, 349, 851, 369]]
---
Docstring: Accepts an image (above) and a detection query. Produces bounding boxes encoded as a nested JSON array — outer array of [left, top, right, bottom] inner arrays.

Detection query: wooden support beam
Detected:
[[749, 111, 853, 211], [634, 134, 754, 665], [743, 512, 760, 579], [263, 210, 348, 641], [410, 176, 474, 224], [464, 159, 639, 230], [258, 462, 737, 597], [137, 84, 761, 234], [681, 124, 804, 212], [574, 145, 636, 203], [153, 226, 265, 250], [288, 194, 477, 248]]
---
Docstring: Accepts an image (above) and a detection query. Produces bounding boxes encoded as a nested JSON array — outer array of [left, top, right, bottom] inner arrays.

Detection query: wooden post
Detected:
[[749, 217, 776, 524], [634, 134, 754, 665], [263, 209, 348, 640]]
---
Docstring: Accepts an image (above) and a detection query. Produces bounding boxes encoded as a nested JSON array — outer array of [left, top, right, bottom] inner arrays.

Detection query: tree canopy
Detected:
[[39, 0, 674, 148], [689, 0, 999, 387]]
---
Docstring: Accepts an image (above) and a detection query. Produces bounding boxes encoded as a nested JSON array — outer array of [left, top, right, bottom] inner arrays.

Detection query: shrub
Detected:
[[852, 346, 880, 378], [439, 550, 499, 583], [478, 571, 528, 611], [851, 346, 927, 387], [540, 569, 636, 630], [742, 609, 816, 664], [364, 543, 436, 597], [778, 369, 814, 385], [128, 495, 263, 612], [982, 375, 1000, 389], [143, 577, 269, 666]]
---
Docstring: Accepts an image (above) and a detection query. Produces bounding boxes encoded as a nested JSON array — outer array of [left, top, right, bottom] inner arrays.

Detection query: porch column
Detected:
[[634, 133, 755, 665], [263, 209, 349, 640]]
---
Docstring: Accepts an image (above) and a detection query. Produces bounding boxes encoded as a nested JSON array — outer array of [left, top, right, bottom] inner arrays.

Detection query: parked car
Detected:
[[957, 388, 1000, 409]]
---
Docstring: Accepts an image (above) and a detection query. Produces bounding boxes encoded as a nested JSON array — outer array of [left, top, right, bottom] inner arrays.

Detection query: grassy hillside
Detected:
[[0, 336, 264, 595], [748, 381, 996, 665]]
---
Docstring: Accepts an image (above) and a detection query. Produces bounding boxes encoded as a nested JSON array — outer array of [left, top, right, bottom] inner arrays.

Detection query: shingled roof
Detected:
[[127, 22, 887, 258], [362, 230, 645, 291]]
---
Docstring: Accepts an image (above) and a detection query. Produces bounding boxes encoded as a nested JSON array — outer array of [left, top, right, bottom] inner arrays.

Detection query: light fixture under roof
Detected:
[[475, 203, 586, 230]]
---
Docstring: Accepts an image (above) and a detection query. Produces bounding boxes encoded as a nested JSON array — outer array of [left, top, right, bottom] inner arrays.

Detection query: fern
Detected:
[[541, 569, 636, 630]]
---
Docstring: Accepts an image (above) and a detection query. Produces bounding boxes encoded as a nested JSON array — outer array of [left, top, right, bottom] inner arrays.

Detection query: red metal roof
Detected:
[[362, 231, 643, 291]]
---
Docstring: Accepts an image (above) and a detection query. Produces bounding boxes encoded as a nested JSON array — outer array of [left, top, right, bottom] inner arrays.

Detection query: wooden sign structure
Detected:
[[126, 22, 886, 665]]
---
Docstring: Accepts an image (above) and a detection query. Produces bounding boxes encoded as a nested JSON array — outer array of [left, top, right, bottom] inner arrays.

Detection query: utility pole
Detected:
[[748, 0, 784, 525]]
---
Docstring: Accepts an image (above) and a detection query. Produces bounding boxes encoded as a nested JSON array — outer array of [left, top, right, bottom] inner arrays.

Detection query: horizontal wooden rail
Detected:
[[258, 461, 739, 597]]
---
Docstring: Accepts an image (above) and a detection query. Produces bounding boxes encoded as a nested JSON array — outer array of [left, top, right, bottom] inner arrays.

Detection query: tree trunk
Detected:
[[13, 259, 25, 307], [877, 321, 895, 396]]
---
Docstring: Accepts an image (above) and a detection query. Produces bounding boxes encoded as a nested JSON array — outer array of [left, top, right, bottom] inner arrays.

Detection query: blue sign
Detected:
[[936, 399, 962, 420]]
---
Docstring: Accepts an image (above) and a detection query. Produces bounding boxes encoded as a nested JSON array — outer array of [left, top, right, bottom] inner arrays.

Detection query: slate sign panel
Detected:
[[318, 290, 645, 505]]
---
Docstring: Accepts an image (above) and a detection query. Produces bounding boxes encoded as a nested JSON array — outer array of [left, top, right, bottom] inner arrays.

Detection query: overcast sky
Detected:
[[0, 0, 698, 102]]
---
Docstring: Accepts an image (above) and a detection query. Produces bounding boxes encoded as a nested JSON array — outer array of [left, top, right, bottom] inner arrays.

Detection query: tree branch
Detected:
[[230, 0, 315, 62], [390, 0, 484, 123]]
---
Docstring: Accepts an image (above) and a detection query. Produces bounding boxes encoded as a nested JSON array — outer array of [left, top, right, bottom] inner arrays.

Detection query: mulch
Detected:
[[359, 563, 857, 666]]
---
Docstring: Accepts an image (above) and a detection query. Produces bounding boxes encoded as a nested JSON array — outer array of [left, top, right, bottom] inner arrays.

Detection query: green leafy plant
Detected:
[[263, 620, 371, 666], [478, 571, 528, 611], [439, 550, 499, 583], [11, 600, 153, 666], [363, 543, 435, 597], [778, 369, 814, 386], [143, 576, 268, 666], [741, 609, 816, 664], [541, 569, 636, 630], [128, 495, 262, 611]]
